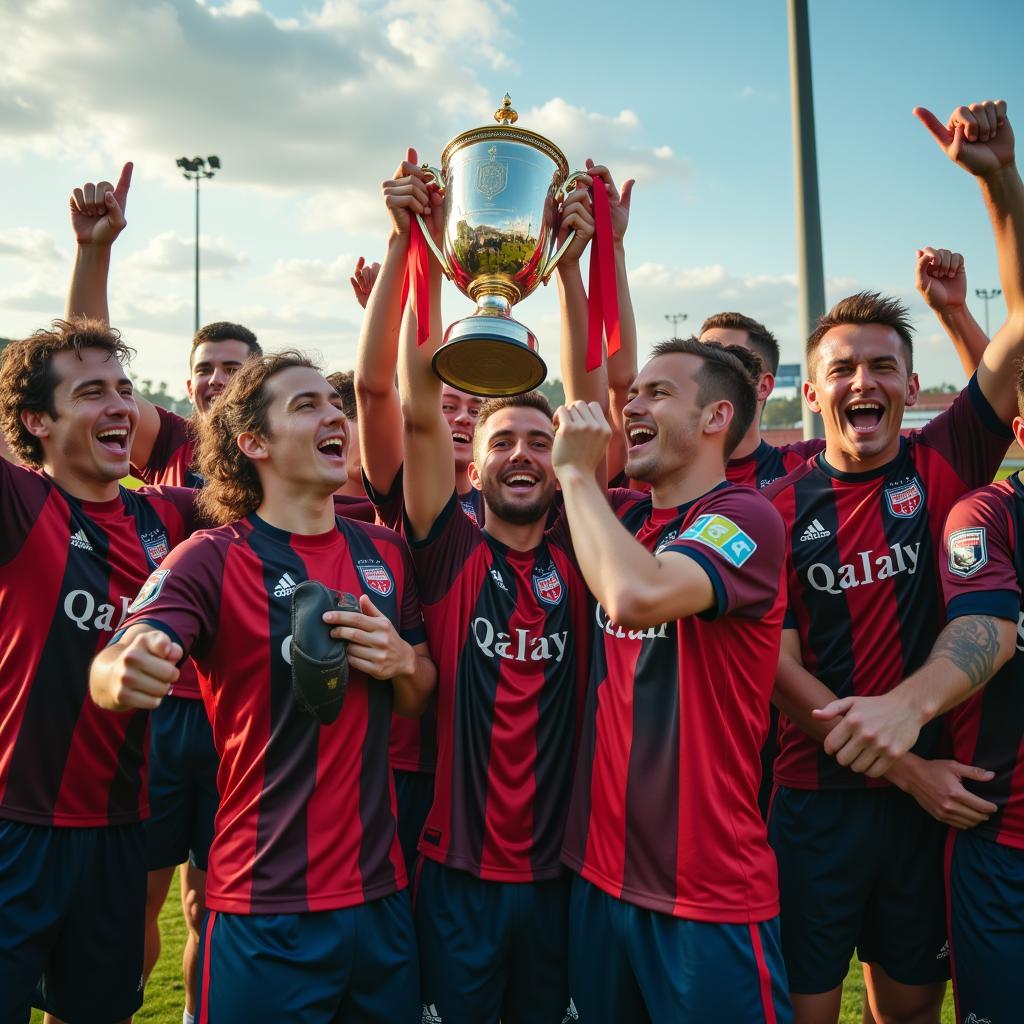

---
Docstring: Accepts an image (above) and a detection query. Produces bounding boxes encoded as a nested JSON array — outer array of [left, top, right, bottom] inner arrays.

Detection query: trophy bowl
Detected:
[[416, 95, 585, 397]]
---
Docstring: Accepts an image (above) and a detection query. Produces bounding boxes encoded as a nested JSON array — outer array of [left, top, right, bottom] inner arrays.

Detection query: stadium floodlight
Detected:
[[664, 312, 688, 338], [975, 287, 1002, 337], [176, 154, 222, 333]]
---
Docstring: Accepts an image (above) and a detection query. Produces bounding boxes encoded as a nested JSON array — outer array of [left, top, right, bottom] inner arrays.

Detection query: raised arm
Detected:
[[915, 246, 989, 376], [916, 99, 1024, 422], [355, 149, 441, 496]]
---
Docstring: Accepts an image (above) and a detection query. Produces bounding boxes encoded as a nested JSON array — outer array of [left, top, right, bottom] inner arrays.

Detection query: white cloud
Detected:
[[130, 231, 248, 274], [0, 227, 63, 264]]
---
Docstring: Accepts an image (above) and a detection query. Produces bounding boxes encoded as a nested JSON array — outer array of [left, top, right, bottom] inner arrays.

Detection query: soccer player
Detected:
[[552, 339, 791, 1023], [90, 351, 436, 1023], [0, 318, 202, 1024], [64, 164, 263, 1023], [766, 98, 1024, 1024], [810, 360, 1024, 1022]]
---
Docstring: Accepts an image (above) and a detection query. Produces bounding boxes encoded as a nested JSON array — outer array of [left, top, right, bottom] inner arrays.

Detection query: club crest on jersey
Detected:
[[533, 565, 564, 605], [947, 527, 988, 578], [884, 478, 924, 518], [140, 528, 169, 565], [357, 560, 394, 596], [128, 569, 170, 613], [681, 513, 756, 567]]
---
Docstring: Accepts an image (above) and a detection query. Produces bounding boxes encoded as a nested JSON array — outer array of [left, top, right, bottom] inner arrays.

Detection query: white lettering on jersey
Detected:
[[594, 604, 670, 641], [805, 542, 921, 596], [63, 590, 133, 633], [471, 617, 568, 663]]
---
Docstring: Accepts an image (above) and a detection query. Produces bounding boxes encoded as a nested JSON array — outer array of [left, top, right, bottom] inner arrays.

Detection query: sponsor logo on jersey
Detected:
[[947, 527, 988, 578], [799, 518, 831, 542], [422, 1004, 443, 1024], [358, 560, 394, 596], [680, 513, 756, 567], [595, 604, 671, 641], [533, 564, 564, 605], [274, 572, 299, 598], [65, 589, 135, 632], [562, 999, 580, 1024], [70, 528, 94, 551], [884, 477, 924, 518], [805, 542, 920, 596], [471, 617, 568, 663], [127, 569, 171, 614], [140, 528, 169, 564]]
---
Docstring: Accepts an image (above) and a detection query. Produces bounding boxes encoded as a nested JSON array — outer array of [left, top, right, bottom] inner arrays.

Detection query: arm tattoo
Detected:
[[929, 615, 1001, 690]]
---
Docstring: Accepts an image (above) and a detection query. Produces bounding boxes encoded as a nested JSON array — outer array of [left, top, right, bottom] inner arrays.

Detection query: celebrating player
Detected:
[[0, 319, 202, 1024], [767, 98, 1024, 1024], [90, 351, 435, 1023]]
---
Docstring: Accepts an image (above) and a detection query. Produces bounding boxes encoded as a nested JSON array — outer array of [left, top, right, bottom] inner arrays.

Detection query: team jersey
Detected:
[[767, 375, 1012, 790], [941, 474, 1024, 849], [117, 512, 424, 914], [0, 458, 198, 826], [132, 405, 202, 489], [727, 437, 826, 491], [412, 492, 591, 882], [563, 484, 786, 923]]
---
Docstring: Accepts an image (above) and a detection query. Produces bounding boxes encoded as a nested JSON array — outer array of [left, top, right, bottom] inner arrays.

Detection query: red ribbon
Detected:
[[586, 176, 621, 371], [401, 217, 431, 346]]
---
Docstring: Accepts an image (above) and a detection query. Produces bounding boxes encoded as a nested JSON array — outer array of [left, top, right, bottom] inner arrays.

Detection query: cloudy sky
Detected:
[[1, 0, 1022, 398]]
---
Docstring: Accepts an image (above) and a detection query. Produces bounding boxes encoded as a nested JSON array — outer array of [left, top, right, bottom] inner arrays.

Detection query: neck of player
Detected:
[[649, 450, 728, 510], [483, 509, 547, 552], [256, 486, 338, 535], [45, 462, 122, 503], [728, 410, 763, 462]]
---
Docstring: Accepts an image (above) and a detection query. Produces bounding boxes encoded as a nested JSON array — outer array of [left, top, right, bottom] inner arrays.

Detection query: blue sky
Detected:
[[0, 0, 1021, 397]]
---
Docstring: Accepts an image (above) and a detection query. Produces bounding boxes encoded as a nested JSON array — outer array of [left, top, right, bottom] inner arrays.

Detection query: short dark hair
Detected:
[[700, 311, 781, 375], [196, 350, 318, 524], [648, 337, 759, 456], [472, 391, 553, 463], [189, 321, 261, 369], [807, 292, 914, 376], [1016, 357, 1024, 418], [0, 318, 135, 467], [326, 370, 356, 420]]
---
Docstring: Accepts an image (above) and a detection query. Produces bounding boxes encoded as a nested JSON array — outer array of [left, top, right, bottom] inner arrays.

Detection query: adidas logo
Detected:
[[273, 572, 299, 598], [421, 1005, 443, 1024], [70, 529, 93, 551], [799, 519, 830, 542], [562, 999, 580, 1023]]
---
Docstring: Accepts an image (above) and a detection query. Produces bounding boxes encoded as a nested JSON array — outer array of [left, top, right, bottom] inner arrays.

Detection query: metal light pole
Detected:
[[787, 0, 825, 439], [176, 155, 221, 334], [975, 287, 1002, 337], [665, 312, 688, 338]]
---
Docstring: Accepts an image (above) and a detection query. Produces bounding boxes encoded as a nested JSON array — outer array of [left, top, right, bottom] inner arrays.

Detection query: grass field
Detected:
[[30, 870, 956, 1022]]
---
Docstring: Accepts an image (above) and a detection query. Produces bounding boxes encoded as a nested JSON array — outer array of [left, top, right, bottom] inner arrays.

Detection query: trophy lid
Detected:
[[441, 94, 569, 176]]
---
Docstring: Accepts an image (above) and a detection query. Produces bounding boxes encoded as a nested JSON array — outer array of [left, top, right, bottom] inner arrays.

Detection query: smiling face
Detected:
[[469, 405, 557, 525], [805, 323, 919, 472], [188, 339, 253, 416], [442, 385, 482, 472], [25, 347, 138, 489]]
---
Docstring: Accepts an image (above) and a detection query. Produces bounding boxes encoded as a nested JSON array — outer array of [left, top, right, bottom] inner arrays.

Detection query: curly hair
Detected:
[[326, 370, 356, 421], [0, 318, 135, 467], [196, 350, 319, 524]]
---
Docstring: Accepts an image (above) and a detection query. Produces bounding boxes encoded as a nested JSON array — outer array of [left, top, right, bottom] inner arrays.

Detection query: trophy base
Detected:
[[432, 316, 547, 397]]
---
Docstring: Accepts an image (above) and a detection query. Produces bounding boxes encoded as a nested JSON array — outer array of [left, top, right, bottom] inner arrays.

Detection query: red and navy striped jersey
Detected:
[[941, 474, 1024, 849], [132, 405, 203, 489], [563, 484, 786, 922], [727, 438, 826, 491], [118, 512, 424, 914], [767, 376, 1012, 790], [0, 458, 198, 826], [412, 493, 591, 881]]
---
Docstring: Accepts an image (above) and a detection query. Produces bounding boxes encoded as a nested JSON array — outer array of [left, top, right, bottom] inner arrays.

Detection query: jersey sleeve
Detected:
[[920, 374, 1013, 489], [393, 536, 427, 647], [363, 465, 405, 533], [0, 458, 51, 565], [114, 532, 228, 661], [664, 486, 786, 621], [138, 484, 210, 538], [941, 486, 1020, 623], [132, 405, 192, 485], [407, 490, 484, 605]]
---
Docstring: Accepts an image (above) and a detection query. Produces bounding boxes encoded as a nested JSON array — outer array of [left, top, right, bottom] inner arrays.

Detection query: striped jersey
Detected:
[[726, 437, 825, 490]]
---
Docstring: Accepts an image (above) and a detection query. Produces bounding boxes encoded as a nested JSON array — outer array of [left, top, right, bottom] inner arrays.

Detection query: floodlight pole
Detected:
[[664, 312, 688, 337], [176, 156, 220, 335], [975, 287, 1002, 338], [787, 0, 825, 439]]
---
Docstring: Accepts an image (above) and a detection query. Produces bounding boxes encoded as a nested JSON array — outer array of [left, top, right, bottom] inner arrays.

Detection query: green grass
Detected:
[[31, 876, 955, 1023]]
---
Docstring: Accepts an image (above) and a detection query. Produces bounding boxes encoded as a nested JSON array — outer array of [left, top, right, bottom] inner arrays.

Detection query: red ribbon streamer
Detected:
[[401, 217, 431, 346], [586, 176, 621, 372]]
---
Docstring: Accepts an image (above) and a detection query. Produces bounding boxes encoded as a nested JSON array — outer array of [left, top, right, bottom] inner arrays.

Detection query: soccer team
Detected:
[[0, 97, 1022, 1024]]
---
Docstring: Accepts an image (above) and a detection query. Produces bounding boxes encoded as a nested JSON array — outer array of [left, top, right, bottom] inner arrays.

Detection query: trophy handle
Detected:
[[541, 170, 590, 281], [414, 163, 453, 278]]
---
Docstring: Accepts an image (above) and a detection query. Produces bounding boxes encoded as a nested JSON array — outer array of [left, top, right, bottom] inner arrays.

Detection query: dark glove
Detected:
[[290, 581, 360, 725]]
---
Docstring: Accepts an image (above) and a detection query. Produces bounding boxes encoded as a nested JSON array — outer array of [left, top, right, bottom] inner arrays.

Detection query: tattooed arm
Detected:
[[811, 614, 1016, 777]]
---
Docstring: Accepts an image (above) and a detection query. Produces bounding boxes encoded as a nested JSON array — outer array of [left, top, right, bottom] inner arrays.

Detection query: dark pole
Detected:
[[194, 172, 201, 335], [787, 0, 825, 439], [975, 287, 1002, 337], [664, 312, 688, 337], [176, 156, 220, 339]]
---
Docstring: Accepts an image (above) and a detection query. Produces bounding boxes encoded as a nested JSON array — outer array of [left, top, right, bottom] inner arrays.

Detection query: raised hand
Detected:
[[350, 256, 381, 309], [381, 147, 443, 242], [69, 161, 133, 246], [914, 99, 1014, 178], [585, 159, 635, 244], [916, 246, 967, 313], [553, 400, 612, 478], [557, 176, 596, 264]]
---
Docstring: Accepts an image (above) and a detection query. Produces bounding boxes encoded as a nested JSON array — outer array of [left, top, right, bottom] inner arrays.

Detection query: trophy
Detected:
[[415, 95, 586, 396]]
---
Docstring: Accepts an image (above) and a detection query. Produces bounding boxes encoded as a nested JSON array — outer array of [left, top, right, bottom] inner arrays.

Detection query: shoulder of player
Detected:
[[947, 479, 1017, 531], [339, 517, 411, 559], [761, 457, 817, 503], [696, 483, 784, 536]]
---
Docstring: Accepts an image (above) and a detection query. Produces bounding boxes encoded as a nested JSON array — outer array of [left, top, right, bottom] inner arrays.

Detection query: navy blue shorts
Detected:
[[0, 819, 146, 1024], [146, 694, 219, 871], [393, 768, 434, 872], [566, 874, 791, 1023], [769, 785, 949, 994], [946, 828, 1024, 1022], [196, 890, 418, 1023], [414, 857, 570, 1024]]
